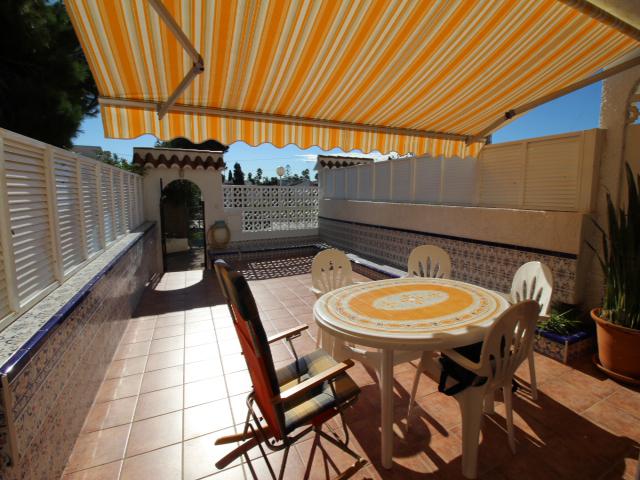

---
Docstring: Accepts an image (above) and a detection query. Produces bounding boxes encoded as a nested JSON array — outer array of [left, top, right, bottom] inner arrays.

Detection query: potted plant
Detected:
[[534, 304, 594, 364], [590, 163, 640, 383]]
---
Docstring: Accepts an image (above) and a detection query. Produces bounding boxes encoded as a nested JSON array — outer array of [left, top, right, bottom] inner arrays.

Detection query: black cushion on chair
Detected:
[[438, 342, 487, 396]]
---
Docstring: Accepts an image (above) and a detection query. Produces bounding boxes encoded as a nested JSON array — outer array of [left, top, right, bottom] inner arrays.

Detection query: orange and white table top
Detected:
[[314, 277, 509, 350]]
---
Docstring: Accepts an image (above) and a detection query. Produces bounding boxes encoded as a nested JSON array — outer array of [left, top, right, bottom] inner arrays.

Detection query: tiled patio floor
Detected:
[[63, 269, 640, 479]]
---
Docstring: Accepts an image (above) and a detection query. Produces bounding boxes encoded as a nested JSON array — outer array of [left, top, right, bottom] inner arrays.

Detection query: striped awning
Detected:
[[66, 0, 640, 157]]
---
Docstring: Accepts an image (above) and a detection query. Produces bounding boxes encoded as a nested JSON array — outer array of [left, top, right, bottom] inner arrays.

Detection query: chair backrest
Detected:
[[214, 260, 286, 439], [407, 245, 451, 278], [510, 261, 553, 316], [477, 300, 539, 388], [311, 249, 354, 294]]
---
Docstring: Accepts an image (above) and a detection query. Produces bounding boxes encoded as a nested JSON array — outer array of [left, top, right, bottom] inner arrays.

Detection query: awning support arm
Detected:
[[99, 96, 485, 144], [475, 54, 640, 140], [147, 0, 204, 120]]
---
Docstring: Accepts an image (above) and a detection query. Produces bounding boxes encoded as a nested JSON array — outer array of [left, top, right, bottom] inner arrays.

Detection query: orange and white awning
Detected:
[[65, 0, 640, 157]]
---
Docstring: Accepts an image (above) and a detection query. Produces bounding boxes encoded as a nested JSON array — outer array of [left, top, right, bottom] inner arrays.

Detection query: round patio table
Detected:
[[313, 277, 509, 469]]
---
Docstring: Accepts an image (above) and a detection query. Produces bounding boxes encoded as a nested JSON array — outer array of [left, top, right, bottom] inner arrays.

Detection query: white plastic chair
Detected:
[[509, 261, 553, 400], [407, 245, 451, 278], [310, 248, 354, 297], [408, 301, 539, 479]]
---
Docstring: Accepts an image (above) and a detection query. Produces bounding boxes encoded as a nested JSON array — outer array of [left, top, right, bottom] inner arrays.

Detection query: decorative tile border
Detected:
[[319, 217, 578, 304], [534, 330, 595, 364], [0, 224, 158, 479]]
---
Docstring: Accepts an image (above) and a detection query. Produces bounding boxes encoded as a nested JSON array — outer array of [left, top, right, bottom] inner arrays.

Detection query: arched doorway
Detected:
[[160, 179, 205, 272]]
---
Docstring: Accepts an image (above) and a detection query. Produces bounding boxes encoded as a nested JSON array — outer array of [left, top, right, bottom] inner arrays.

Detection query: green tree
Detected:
[[255, 168, 263, 184], [97, 151, 143, 175], [227, 170, 233, 183], [301, 168, 310, 180], [247, 172, 253, 183], [0, 0, 99, 148], [232, 163, 245, 185]]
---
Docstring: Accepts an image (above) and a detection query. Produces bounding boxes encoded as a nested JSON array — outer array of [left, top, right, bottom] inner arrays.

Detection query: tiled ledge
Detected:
[[0, 222, 156, 377]]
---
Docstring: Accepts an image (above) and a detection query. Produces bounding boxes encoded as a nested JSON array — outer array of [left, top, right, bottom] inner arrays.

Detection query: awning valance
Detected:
[[66, 0, 639, 157]]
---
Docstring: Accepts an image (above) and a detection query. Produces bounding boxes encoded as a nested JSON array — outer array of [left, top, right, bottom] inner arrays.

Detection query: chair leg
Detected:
[[502, 384, 516, 454], [459, 388, 486, 479], [407, 353, 425, 417], [483, 390, 495, 414], [528, 348, 538, 400]]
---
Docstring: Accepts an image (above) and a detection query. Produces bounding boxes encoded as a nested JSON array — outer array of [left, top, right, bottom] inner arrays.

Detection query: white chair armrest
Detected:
[[310, 287, 324, 298]]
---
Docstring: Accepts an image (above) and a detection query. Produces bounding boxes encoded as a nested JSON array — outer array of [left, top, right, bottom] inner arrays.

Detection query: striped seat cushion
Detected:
[[276, 349, 359, 433]]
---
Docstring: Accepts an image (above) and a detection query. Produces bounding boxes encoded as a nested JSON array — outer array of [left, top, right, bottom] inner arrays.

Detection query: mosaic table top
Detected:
[[314, 277, 509, 349]]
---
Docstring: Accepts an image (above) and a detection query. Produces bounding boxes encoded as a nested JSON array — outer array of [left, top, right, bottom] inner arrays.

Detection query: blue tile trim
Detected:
[[536, 328, 594, 345], [0, 222, 155, 377], [319, 216, 578, 260]]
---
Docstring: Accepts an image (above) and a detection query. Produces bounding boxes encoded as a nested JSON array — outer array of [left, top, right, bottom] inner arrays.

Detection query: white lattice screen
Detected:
[[223, 185, 318, 232]]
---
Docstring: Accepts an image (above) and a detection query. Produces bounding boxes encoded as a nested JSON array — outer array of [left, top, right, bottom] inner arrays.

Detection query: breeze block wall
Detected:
[[0, 224, 158, 480]]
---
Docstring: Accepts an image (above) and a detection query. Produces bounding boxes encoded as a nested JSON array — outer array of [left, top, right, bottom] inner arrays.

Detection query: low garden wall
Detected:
[[0, 223, 159, 480]]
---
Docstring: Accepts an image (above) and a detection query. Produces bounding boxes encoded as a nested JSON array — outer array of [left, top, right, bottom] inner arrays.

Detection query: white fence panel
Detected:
[[0, 128, 144, 330], [4, 138, 56, 306], [80, 162, 102, 257], [478, 143, 523, 207], [101, 168, 115, 244], [414, 156, 442, 203], [0, 239, 9, 320], [442, 157, 477, 205], [319, 130, 600, 213], [524, 137, 581, 210], [357, 164, 373, 200], [374, 162, 391, 201], [53, 153, 84, 275], [346, 166, 358, 199], [391, 158, 413, 202], [334, 168, 346, 199]]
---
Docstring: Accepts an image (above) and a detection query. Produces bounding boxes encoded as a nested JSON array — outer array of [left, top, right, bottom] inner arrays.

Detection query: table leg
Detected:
[[380, 348, 394, 469]]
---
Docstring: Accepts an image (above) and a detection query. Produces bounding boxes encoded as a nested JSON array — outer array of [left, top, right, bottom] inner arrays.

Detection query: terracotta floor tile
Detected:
[[145, 349, 184, 372], [113, 341, 151, 360], [538, 377, 603, 413], [185, 344, 220, 364], [201, 464, 247, 479], [184, 398, 234, 439], [186, 320, 216, 334], [120, 328, 154, 344], [225, 370, 253, 397], [583, 399, 640, 442], [134, 386, 184, 421], [155, 316, 185, 328], [126, 411, 183, 457], [65, 425, 130, 473], [104, 357, 147, 379], [120, 443, 182, 480], [604, 389, 640, 420], [221, 353, 248, 374], [95, 374, 143, 403], [153, 324, 185, 339], [82, 396, 138, 433], [184, 377, 228, 408], [149, 335, 185, 354], [140, 365, 184, 393], [183, 429, 240, 480], [62, 460, 122, 480], [185, 331, 217, 347], [185, 359, 225, 383]]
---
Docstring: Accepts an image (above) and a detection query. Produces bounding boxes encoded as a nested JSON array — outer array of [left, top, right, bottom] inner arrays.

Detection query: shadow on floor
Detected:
[[165, 248, 205, 272], [134, 270, 225, 316]]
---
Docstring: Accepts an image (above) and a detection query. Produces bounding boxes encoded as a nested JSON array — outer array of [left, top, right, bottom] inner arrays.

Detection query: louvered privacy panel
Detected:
[[0, 129, 144, 330], [320, 130, 601, 214]]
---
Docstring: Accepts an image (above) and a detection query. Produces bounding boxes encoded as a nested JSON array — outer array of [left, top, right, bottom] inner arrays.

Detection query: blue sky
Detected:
[[73, 82, 602, 178]]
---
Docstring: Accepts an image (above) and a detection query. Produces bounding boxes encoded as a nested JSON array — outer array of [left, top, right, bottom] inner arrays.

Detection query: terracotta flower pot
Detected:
[[592, 308, 640, 382]]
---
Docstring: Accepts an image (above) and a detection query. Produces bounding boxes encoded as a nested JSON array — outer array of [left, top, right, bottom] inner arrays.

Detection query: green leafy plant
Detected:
[[537, 304, 584, 336], [589, 163, 640, 330]]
